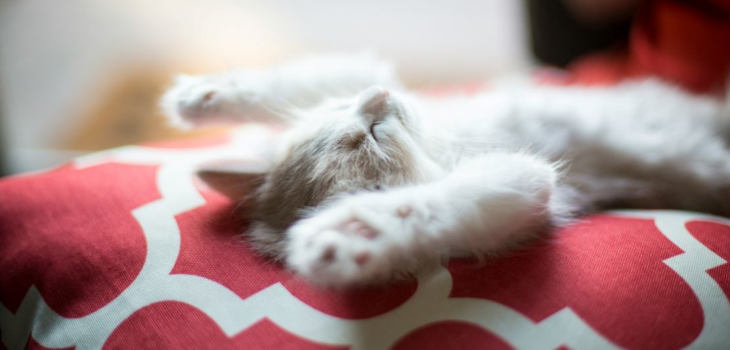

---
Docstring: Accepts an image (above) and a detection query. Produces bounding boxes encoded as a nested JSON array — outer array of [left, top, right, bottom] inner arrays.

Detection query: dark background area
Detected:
[[527, 0, 631, 67]]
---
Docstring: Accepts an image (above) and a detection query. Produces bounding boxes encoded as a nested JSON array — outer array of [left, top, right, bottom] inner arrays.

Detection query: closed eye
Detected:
[[369, 122, 380, 142]]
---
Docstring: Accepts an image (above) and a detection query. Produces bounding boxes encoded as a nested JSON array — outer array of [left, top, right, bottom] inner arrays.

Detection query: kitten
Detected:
[[162, 52, 730, 286]]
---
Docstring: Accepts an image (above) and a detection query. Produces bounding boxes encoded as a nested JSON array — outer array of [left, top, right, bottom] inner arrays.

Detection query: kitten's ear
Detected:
[[196, 159, 270, 202], [357, 86, 395, 118]]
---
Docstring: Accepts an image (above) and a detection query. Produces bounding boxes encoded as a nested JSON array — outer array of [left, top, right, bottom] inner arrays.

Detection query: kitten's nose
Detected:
[[357, 86, 391, 122]]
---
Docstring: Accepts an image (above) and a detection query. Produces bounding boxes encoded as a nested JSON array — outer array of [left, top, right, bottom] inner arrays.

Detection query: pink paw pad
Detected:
[[354, 252, 371, 266], [396, 206, 412, 218], [202, 91, 217, 102], [342, 220, 379, 239], [320, 246, 336, 262]]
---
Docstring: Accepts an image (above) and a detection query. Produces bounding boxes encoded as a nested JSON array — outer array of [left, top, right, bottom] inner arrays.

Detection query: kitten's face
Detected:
[[249, 87, 436, 237]]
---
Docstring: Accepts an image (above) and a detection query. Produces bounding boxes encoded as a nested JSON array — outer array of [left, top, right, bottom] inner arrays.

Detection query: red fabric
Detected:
[[104, 302, 346, 350], [391, 322, 515, 350], [0, 164, 153, 317], [1, 134, 729, 349], [449, 216, 704, 350]]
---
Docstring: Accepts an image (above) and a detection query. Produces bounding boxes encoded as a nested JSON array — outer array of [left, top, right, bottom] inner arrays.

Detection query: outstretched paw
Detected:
[[286, 194, 426, 286], [161, 74, 260, 128]]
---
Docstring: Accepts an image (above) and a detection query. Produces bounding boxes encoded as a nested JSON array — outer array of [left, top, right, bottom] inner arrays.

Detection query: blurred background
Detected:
[[0, 0, 636, 175]]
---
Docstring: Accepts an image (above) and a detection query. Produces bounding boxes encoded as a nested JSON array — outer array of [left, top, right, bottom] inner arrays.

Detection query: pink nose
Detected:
[[357, 86, 391, 122]]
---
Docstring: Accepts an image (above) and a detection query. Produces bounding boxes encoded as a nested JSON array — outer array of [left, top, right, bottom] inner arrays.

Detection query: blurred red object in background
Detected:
[[566, 0, 730, 95]]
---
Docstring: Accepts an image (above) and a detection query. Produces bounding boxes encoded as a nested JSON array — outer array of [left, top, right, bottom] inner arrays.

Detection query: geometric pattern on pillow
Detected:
[[1, 125, 729, 350]]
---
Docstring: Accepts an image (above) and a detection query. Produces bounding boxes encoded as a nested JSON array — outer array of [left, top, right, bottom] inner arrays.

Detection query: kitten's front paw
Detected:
[[286, 195, 425, 286], [161, 74, 259, 128]]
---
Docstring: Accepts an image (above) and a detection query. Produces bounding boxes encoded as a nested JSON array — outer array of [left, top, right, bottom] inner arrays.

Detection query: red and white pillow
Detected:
[[1, 120, 729, 349]]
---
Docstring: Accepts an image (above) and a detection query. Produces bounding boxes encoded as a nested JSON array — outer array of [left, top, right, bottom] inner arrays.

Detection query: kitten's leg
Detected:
[[161, 52, 401, 128], [286, 152, 567, 286]]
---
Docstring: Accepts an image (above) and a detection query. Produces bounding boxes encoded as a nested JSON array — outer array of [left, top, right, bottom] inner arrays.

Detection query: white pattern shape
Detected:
[[612, 210, 730, 350]]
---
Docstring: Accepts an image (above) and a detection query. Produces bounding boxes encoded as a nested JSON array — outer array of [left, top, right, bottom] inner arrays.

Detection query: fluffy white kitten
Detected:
[[162, 52, 730, 286]]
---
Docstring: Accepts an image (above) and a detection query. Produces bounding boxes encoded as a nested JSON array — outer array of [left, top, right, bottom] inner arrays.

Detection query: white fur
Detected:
[[160, 52, 400, 128], [162, 53, 730, 286]]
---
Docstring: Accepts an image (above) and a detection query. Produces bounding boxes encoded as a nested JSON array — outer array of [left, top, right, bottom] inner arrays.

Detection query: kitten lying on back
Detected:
[[162, 52, 730, 286]]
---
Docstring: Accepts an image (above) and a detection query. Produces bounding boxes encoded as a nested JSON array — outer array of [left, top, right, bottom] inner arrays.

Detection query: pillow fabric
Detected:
[[1, 120, 729, 350]]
